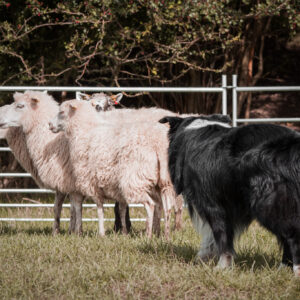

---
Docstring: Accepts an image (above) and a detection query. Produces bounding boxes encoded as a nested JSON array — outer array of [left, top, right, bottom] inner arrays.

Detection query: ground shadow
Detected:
[[137, 241, 197, 263], [137, 240, 283, 270], [235, 250, 279, 271], [0, 224, 54, 236], [0, 223, 140, 237]]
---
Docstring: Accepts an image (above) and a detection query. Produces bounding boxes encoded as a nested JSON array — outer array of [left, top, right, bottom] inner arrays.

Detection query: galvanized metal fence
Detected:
[[0, 74, 300, 223], [231, 74, 300, 127]]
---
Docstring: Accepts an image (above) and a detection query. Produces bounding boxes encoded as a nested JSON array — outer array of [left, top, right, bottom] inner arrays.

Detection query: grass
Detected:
[[1, 204, 300, 299]]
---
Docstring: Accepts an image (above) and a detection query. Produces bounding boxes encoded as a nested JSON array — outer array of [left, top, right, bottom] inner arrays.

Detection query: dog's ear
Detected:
[[159, 116, 183, 126], [159, 116, 184, 134]]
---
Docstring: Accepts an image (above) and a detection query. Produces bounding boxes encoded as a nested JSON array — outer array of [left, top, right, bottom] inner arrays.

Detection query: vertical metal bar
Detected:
[[232, 75, 238, 127], [222, 75, 227, 115], [75, 91, 80, 100]]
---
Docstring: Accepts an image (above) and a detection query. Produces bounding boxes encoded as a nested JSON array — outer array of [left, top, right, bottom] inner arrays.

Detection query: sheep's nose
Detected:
[[95, 104, 102, 112], [48, 122, 54, 130]]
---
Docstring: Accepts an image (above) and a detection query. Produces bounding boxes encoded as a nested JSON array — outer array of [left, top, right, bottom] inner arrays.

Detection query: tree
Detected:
[[0, 0, 299, 113]]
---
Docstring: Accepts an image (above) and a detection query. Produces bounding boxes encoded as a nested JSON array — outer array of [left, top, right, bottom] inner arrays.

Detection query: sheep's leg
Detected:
[[114, 202, 131, 233], [153, 202, 162, 236], [174, 195, 183, 231], [53, 191, 65, 235], [70, 193, 83, 235], [113, 202, 122, 232], [161, 191, 173, 240], [125, 204, 131, 233], [96, 201, 105, 236], [144, 202, 155, 238], [119, 202, 129, 235], [69, 200, 76, 234]]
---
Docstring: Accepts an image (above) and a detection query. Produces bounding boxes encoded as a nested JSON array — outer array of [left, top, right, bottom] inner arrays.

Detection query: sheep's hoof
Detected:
[[52, 228, 60, 236]]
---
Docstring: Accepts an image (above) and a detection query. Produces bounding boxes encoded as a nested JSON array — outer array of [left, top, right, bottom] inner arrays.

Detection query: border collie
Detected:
[[160, 115, 300, 276]]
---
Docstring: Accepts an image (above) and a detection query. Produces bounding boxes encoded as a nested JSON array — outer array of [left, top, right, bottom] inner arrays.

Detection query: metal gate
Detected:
[[0, 74, 299, 222]]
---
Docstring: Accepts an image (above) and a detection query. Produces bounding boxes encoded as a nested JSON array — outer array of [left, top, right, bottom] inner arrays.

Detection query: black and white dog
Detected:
[[159, 114, 300, 276]]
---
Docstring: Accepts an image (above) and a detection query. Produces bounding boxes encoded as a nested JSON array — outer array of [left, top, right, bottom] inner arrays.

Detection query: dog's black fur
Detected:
[[160, 115, 300, 268]]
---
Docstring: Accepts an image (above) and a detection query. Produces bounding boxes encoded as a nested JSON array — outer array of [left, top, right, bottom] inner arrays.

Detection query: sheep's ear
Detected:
[[70, 103, 77, 110], [110, 93, 123, 105], [77, 92, 90, 101], [13, 92, 22, 100], [31, 98, 40, 103]]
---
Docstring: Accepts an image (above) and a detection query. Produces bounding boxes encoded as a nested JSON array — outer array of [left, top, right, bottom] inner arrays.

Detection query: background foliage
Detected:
[[0, 0, 299, 113], [0, 0, 299, 188]]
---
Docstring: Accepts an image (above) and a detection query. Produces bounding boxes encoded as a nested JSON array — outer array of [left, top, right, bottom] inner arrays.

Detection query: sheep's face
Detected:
[[50, 100, 79, 134], [78, 92, 123, 112], [49, 103, 67, 133], [0, 104, 19, 128], [92, 93, 123, 112], [90, 94, 112, 112], [0, 91, 54, 133], [50, 99, 100, 135], [0, 92, 41, 129]]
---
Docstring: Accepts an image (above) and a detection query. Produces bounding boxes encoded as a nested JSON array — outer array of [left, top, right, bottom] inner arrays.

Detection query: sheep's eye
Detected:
[[58, 111, 65, 118], [95, 104, 102, 112], [16, 103, 24, 109]]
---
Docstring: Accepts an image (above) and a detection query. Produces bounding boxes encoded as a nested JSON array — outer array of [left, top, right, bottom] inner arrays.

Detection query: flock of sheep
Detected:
[[0, 91, 183, 239], [1, 90, 300, 277]]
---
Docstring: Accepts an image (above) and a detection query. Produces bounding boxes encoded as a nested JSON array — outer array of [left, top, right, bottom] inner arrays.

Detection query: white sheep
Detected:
[[0, 92, 132, 235], [76, 92, 183, 232], [0, 107, 75, 234], [0, 93, 86, 234], [0, 91, 181, 236], [50, 99, 177, 238]]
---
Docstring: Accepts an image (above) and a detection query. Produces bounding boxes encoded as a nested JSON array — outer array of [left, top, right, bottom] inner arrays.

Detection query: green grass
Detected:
[[0, 207, 300, 299]]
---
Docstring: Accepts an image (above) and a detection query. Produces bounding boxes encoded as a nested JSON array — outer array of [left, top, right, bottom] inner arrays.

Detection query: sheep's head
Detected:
[[0, 91, 55, 133], [77, 92, 123, 112], [50, 99, 95, 134]]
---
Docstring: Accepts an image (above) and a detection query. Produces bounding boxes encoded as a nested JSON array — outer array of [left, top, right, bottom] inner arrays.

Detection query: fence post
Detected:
[[222, 75, 227, 115], [232, 74, 238, 127]]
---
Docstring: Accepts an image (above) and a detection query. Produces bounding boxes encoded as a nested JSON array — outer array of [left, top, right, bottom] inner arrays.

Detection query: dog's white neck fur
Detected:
[[185, 119, 231, 130]]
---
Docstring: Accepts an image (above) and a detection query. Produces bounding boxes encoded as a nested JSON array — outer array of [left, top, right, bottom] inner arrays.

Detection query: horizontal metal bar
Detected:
[[0, 218, 147, 222], [0, 173, 32, 177], [236, 86, 300, 92], [0, 189, 55, 193], [0, 203, 144, 208], [237, 118, 300, 123], [0, 86, 223, 93], [0, 147, 11, 152]]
